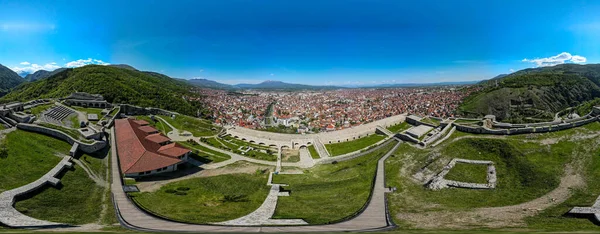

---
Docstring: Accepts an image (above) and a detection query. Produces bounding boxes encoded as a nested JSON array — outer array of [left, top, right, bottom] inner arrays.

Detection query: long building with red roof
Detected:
[[115, 118, 191, 177]]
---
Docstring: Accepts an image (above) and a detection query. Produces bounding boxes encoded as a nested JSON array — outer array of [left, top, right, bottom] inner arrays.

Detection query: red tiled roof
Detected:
[[158, 143, 192, 158], [115, 118, 191, 174], [145, 133, 171, 144], [138, 125, 158, 134], [132, 119, 149, 126]]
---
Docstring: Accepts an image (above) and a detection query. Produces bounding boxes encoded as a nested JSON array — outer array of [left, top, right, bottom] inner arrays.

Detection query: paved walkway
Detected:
[[110, 126, 399, 232], [153, 115, 396, 171], [214, 185, 307, 226], [0, 156, 74, 228], [297, 146, 315, 168]]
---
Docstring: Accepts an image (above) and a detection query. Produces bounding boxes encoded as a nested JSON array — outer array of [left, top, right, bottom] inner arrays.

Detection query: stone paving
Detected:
[[214, 185, 307, 226], [0, 156, 73, 228], [297, 146, 315, 168]]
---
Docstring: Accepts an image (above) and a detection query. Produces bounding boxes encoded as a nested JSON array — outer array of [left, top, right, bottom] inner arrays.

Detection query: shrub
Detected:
[[0, 146, 8, 159], [165, 189, 177, 194], [222, 194, 248, 202]]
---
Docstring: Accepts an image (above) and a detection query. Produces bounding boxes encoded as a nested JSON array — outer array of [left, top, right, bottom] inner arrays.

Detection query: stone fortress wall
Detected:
[[119, 104, 179, 117], [16, 124, 107, 153], [454, 106, 600, 135], [225, 114, 406, 148]]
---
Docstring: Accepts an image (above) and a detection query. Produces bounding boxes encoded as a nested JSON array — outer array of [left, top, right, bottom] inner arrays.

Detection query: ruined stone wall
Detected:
[[17, 124, 107, 153], [455, 116, 599, 135], [396, 133, 420, 144], [120, 104, 179, 117]]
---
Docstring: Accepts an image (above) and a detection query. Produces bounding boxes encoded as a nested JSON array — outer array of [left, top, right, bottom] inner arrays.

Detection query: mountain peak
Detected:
[[261, 80, 284, 84]]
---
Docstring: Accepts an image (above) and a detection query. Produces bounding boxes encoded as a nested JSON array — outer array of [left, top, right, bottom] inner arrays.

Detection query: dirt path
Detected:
[[394, 131, 599, 229], [396, 163, 585, 229]]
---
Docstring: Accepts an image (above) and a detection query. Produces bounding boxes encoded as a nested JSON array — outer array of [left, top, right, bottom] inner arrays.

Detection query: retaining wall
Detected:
[[120, 104, 179, 117], [17, 124, 107, 153]]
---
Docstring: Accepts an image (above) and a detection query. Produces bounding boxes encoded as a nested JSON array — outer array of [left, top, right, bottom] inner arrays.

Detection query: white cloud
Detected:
[[571, 55, 587, 63], [64, 58, 109, 68], [11, 62, 61, 76], [270, 73, 275, 76], [509, 69, 515, 72], [522, 52, 587, 67], [10, 58, 110, 76]]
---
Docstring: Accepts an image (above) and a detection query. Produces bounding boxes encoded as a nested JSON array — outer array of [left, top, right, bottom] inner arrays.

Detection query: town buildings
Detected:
[[191, 86, 477, 133]]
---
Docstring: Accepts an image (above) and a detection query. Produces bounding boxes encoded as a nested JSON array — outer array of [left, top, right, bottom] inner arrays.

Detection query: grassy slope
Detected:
[[136, 115, 173, 135], [272, 142, 395, 224], [28, 103, 53, 117], [444, 163, 489, 184], [387, 122, 411, 133], [159, 114, 219, 137], [524, 123, 600, 230], [307, 145, 320, 159], [178, 141, 230, 163], [15, 164, 104, 225], [385, 123, 600, 230], [131, 173, 270, 223], [459, 64, 600, 122], [0, 131, 66, 190], [325, 134, 386, 156], [387, 138, 569, 210], [0, 130, 105, 225]]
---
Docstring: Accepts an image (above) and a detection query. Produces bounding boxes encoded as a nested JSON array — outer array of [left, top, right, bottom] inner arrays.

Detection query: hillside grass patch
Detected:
[[178, 141, 230, 163], [0, 130, 66, 190], [325, 133, 386, 156], [159, 115, 219, 137], [272, 142, 395, 224], [136, 115, 172, 135], [387, 122, 411, 133], [444, 163, 489, 184], [386, 136, 571, 216], [15, 164, 104, 225], [307, 145, 319, 159], [131, 174, 270, 223]]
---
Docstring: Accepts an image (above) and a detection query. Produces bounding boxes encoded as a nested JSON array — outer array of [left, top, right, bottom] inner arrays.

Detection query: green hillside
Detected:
[[0, 65, 203, 116], [0, 64, 25, 95], [458, 64, 600, 123]]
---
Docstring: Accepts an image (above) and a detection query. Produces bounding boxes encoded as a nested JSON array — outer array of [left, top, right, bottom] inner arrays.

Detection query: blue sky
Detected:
[[1, 0, 599, 86]]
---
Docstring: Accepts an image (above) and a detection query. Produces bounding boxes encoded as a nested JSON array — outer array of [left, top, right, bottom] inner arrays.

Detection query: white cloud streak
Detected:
[[10, 58, 110, 76], [64, 58, 109, 68], [522, 52, 587, 67]]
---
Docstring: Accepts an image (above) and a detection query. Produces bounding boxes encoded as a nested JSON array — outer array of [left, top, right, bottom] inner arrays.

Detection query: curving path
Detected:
[[110, 126, 399, 232], [0, 156, 74, 228]]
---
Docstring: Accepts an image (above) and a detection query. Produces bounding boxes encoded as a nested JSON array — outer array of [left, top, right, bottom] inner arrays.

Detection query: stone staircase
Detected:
[[313, 137, 330, 158], [376, 125, 394, 136]]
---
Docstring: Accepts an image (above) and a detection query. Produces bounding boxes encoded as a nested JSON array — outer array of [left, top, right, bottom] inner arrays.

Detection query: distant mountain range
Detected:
[[182, 79, 480, 90], [0, 64, 25, 95], [24, 68, 68, 82], [1, 62, 487, 98]]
